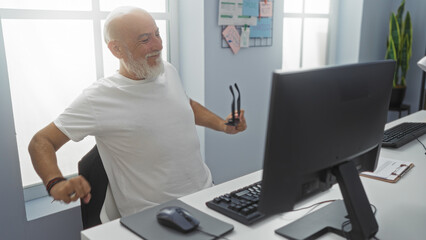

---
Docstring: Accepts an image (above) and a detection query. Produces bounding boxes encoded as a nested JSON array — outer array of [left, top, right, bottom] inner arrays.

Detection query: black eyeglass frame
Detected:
[[225, 83, 241, 126]]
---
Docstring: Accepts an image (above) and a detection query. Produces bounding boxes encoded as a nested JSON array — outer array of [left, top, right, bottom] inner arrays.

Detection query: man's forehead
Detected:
[[124, 13, 156, 31], [112, 11, 157, 40]]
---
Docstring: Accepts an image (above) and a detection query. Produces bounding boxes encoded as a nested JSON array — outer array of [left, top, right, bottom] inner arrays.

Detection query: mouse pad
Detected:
[[120, 199, 234, 240]]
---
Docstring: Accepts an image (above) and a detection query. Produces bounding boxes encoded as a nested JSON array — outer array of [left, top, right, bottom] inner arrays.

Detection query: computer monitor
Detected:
[[258, 60, 396, 239]]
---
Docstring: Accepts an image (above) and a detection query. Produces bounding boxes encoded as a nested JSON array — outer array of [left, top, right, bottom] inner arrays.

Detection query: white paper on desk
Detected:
[[361, 157, 412, 181]]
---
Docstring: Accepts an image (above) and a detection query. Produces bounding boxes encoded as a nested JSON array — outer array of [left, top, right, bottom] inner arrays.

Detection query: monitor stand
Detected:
[[275, 161, 378, 240]]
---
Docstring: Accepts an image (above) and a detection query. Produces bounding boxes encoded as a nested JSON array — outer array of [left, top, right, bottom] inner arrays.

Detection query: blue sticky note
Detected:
[[250, 17, 272, 38], [243, 0, 259, 17]]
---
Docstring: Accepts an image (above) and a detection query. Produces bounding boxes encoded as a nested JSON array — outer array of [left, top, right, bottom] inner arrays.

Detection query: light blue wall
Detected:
[[203, 0, 283, 184], [178, 0, 206, 159], [358, 0, 392, 62], [399, 0, 426, 111], [0, 20, 27, 239]]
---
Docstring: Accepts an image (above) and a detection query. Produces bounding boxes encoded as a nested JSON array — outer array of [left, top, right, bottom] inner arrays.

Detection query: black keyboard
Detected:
[[382, 122, 426, 148], [206, 181, 265, 225]]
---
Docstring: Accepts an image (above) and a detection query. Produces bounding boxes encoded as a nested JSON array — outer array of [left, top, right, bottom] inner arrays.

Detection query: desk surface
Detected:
[[81, 110, 426, 240]]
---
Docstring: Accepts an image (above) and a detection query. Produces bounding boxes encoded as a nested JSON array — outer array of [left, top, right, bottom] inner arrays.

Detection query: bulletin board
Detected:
[[219, 0, 274, 51]]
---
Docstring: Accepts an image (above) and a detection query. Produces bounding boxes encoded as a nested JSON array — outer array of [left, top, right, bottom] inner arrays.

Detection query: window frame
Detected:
[[282, 0, 338, 70], [0, 0, 178, 201]]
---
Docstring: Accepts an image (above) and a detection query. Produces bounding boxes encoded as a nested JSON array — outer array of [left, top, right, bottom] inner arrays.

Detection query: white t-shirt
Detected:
[[54, 61, 213, 216]]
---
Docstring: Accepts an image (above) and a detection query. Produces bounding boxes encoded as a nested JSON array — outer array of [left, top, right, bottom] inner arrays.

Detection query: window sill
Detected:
[[25, 195, 80, 221]]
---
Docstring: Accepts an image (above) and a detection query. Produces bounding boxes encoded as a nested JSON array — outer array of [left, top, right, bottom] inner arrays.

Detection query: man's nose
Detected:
[[151, 35, 163, 51]]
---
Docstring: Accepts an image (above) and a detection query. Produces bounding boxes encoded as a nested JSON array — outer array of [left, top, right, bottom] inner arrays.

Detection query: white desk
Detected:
[[81, 110, 426, 240]]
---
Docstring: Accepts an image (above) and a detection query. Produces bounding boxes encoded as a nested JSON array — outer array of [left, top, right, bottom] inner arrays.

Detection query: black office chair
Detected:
[[78, 145, 109, 229]]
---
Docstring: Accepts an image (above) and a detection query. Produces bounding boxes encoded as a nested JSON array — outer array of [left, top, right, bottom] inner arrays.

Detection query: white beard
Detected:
[[124, 49, 164, 80]]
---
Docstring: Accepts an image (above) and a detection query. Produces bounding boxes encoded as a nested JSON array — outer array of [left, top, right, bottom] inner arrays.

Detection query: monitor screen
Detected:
[[258, 60, 396, 239]]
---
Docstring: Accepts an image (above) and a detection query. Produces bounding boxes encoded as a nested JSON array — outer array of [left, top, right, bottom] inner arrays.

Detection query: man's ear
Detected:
[[108, 40, 124, 59]]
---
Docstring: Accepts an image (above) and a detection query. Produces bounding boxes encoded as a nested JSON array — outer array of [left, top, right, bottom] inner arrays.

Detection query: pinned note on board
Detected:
[[259, 1, 273, 17], [240, 25, 250, 48], [218, 0, 257, 26], [222, 25, 241, 54]]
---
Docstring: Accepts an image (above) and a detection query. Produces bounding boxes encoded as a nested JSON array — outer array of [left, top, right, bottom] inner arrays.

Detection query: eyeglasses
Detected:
[[226, 83, 241, 126]]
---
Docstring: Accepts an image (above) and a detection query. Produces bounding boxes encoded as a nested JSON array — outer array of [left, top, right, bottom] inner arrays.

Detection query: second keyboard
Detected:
[[382, 122, 426, 148]]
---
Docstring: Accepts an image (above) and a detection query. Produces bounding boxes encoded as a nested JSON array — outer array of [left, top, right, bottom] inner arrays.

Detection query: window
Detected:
[[0, 1, 176, 195], [282, 0, 336, 71]]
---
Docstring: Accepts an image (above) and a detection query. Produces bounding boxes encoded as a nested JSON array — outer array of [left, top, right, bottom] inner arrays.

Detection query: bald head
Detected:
[[103, 6, 153, 44], [103, 6, 163, 80]]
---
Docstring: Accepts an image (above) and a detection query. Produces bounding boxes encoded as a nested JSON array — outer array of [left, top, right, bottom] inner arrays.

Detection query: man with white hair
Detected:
[[28, 6, 247, 217]]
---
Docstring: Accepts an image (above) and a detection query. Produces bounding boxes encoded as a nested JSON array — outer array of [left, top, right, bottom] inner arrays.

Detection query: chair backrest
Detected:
[[78, 145, 108, 229]]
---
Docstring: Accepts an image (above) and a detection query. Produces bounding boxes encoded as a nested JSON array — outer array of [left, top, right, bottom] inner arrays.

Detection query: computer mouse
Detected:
[[156, 206, 200, 233]]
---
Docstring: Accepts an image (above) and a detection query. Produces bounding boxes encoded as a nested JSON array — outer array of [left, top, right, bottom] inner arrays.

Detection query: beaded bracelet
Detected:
[[46, 177, 66, 196]]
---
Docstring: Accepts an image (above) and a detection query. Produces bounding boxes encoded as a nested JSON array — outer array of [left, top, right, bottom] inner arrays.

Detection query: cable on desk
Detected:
[[371, 203, 377, 215], [340, 203, 379, 240], [197, 226, 230, 240], [416, 138, 426, 155], [291, 199, 338, 217]]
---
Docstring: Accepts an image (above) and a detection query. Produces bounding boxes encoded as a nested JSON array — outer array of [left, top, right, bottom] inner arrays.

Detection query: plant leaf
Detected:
[[389, 13, 400, 54], [404, 12, 412, 59], [396, 0, 405, 30], [400, 35, 409, 78], [385, 36, 397, 60], [385, 0, 411, 88], [386, 38, 398, 87]]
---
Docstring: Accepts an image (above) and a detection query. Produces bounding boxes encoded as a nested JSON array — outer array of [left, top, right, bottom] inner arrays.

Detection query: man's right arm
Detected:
[[28, 122, 91, 203]]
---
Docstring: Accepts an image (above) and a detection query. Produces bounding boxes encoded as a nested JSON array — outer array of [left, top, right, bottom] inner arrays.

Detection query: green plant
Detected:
[[385, 0, 412, 88]]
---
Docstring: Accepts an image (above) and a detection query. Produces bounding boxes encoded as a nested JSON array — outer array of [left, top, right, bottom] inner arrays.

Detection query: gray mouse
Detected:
[[156, 206, 200, 233]]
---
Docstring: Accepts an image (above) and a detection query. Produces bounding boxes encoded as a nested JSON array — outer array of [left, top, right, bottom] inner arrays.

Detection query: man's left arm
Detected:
[[189, 98, 247, 134]]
